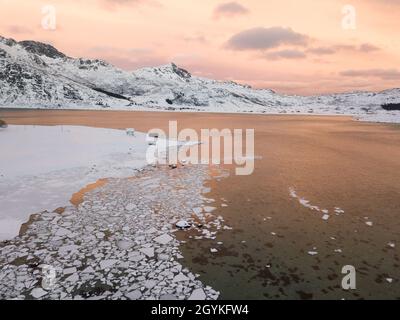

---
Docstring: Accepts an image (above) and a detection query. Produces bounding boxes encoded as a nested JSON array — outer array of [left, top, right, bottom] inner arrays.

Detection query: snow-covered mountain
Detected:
[[1, 35, 399, 122]]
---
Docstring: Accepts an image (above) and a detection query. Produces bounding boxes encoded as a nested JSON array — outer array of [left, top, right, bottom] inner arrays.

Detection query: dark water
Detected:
[[2, 109, 400, 299]]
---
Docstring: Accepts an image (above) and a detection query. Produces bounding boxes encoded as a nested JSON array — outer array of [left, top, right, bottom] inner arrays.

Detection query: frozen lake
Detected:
[[0, 124, 149, 240], [1, 109, 400, 299]]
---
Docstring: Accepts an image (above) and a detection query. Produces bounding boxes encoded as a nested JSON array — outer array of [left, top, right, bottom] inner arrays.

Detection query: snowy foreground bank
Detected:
[[0, 125, 149, 240], [0, 125, 226, 300], [0, 165, 224, 300]]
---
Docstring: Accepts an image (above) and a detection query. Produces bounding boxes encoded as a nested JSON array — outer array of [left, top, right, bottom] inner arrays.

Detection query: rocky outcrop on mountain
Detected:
[[0, 35, 399, 122], [19, 40, 67, 59]]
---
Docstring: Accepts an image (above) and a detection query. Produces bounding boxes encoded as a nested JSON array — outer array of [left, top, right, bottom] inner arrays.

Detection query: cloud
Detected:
[[334, 43, 380, 53], [6, 25, 34, 35], [359, 43, 380, 52], [367, 0, 400, 6], [307, 43, 380, 56], [213, 2, 249, 18], [226, 27, 309, 51], [183, 35, 207, 43], [97, 0, 160, 10], [102, 0, 144, 4], [307, 47, 336, 55], [340, 69, 400, 80], [265, 49, 306, 60], [225, 27, 380, 63]]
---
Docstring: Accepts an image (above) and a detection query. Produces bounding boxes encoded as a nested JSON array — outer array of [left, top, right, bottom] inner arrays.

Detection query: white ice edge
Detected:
[[289, 187, 344, 220]]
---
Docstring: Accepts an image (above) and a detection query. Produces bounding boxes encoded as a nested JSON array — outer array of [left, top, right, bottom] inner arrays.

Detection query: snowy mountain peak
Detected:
[[0, 35, 399, 123], [154, 62, 192, 79], [0, 35, 17, 47], [134, 62, 192, 80], [379, 88, 400, 95], [18, 40, 67, 59], [170, 62, 192, 79]]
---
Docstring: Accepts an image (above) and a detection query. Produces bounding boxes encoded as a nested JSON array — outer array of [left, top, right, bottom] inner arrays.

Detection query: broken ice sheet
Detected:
[[153, 234, 173, 245], [0, 157, 224, 300]]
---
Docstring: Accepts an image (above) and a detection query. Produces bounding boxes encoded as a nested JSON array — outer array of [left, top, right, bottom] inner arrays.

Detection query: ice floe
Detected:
[[175, 221, 191, 230], [154, 234, 174, 245], [188, 288, 207, 300], [31, 288, 48, 299], [322, 214, 330, 221], [289, 187, 345, 222]]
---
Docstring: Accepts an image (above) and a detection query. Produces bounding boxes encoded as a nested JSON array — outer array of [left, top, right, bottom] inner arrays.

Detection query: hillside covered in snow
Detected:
[[0, 35, 399, 123]]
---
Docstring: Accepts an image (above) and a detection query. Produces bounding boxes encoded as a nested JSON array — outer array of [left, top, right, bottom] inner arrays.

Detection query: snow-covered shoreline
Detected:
[[2, 105, 399, 124], [0, 125, 150, 240], [0, 165, 224, 300], [0, 124, 227, 300]]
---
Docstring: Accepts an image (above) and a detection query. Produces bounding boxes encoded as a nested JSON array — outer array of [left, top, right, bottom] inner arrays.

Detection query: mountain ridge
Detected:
[[0, 35, 399, 123]]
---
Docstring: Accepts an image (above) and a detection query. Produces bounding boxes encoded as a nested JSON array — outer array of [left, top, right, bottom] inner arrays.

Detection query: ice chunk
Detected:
[[63, 267, 77, 275], [188, 288, 206, 300], [100, 259, 118, 270], [322, 214, 330, 221], [31, 288, 48, 299], [55, 227, 71, 237], [176, 220, 191, 229], [117, 240, 134, 250], [154, 234, 173, 245], [126, 290, 142, 300], [139, 247, 154, 258], [173, 273, 190, 282]]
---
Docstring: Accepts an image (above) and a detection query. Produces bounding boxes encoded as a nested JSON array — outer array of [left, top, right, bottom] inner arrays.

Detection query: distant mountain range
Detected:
[[0, 35, 399, 122]]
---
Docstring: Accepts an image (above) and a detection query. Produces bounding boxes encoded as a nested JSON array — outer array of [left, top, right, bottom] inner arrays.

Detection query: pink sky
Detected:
[[1, 0, 399, 95]]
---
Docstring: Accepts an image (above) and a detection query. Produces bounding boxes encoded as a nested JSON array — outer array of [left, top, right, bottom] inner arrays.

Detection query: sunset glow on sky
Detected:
[[1, 0, 399, 95]]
